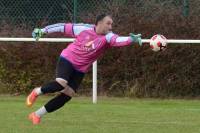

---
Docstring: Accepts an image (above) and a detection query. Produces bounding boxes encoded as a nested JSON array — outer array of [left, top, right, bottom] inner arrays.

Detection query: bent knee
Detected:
[[56, 78, 75, 97], [56, 78, 68, 88], [60, 86, 75, 97]]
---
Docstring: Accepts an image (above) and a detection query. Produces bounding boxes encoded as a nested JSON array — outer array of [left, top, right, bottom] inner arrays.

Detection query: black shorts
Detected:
[[56, 56, 85, 92]]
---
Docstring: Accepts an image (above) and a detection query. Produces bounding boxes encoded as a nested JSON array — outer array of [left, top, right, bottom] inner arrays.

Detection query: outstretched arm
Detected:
[[106, 32, 142, 47], [32, 23, 74, 40], [41, 23, 66, 34], [32, 23, 94, 41]]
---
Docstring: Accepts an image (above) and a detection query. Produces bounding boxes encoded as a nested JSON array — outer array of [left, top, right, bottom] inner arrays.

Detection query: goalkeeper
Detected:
[[26, 14, 142, 125]]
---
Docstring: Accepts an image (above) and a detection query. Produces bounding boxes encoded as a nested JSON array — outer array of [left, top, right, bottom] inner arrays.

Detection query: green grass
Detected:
[[0, 96, 200, 133]]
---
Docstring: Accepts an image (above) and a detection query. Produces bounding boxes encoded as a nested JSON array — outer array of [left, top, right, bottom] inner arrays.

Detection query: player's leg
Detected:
[[26, 56, 73, 107], [45, 69, 86, 113], [28, 91, 71, 125], [35, 71, 84, 120], [28, 57, 84, 124], [26, 80, 66, 107], [28, 81, 71, 125]]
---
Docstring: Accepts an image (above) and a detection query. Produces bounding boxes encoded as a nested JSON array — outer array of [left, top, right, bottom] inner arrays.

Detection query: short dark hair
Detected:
[[95, 14, 112, 25]]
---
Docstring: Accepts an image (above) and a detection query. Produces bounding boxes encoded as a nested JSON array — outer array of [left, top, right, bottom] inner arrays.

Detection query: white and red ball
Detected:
[[150, 34, 167, 52]]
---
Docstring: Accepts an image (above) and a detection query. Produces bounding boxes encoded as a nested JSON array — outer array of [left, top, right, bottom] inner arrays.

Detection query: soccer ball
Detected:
[[150, 34, 167, 52]]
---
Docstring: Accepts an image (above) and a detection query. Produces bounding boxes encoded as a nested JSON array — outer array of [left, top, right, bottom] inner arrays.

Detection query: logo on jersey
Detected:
[[83, 41, 95, 51]]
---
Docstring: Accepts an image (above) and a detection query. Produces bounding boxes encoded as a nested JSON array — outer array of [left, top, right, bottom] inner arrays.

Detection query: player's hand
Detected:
[[130, 33, 142, 46], [32, 28, 44, 41]]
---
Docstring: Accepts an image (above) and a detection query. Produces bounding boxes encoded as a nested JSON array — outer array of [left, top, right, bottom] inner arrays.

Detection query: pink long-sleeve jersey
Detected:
[[42, 23, 134, 73]]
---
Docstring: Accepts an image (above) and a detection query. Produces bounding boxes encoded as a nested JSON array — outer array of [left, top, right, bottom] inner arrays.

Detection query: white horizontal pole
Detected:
[[142, 39, 200, 44], [0, 38, 200, 44], [167, 39, 200, 44], [0, 38, 75, 42]]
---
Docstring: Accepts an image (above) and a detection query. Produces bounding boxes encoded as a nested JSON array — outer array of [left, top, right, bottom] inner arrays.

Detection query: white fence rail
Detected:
[[1, 38, 200, 44]]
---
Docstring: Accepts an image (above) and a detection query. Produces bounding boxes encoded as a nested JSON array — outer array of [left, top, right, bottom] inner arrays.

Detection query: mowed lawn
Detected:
[[0, 96, 200, 133]]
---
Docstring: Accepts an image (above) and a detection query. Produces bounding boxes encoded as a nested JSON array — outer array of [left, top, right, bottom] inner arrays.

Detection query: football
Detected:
[[150, 34, 167, 52]]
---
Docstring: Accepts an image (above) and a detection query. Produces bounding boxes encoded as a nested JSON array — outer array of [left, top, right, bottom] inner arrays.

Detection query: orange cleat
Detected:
[[28, 112, 41, 125], [26, 89, 38, 107]]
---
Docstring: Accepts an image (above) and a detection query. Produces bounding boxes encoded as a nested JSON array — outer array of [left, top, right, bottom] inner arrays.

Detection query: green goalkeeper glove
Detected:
[[32, 28, 45, 41], [130, 33, 142, 46]]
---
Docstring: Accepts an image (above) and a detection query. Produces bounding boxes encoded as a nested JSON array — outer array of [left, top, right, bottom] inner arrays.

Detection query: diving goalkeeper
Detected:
[[26, 14, 142, 125]]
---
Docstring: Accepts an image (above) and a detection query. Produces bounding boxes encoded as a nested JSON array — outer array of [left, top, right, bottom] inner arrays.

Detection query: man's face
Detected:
[[98, 16, 113, 34]]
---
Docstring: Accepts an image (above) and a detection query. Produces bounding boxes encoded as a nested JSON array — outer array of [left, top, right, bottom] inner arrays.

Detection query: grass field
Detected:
[[0, 96, 200, 133]]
